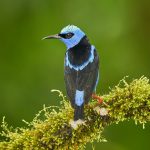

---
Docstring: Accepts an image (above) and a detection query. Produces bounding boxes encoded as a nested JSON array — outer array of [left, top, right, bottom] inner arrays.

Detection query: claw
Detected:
[[94, 107, 108, 116], [69, 119, 85, 129]]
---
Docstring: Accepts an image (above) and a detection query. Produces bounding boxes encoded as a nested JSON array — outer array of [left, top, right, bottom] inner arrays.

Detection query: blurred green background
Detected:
[[0, 0, 150, 149]]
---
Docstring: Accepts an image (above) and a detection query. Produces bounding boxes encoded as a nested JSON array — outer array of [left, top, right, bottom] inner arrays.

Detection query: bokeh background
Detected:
[[0, 0, 150, 149]]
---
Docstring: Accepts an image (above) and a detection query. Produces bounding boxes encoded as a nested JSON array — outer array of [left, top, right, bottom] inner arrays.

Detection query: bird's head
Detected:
[[43, 25, 85, 49]]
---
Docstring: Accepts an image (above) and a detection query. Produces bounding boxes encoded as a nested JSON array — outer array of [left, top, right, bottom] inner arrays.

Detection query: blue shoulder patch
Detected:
[[94, 72, 99, 91], [75, 90, 84, 106]]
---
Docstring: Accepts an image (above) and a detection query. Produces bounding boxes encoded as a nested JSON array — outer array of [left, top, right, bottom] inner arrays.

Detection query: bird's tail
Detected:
[[74, 105, 84, 121]]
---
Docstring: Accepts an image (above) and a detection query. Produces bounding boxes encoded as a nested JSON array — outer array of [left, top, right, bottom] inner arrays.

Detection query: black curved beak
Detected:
[[42, 34, 61, 40]]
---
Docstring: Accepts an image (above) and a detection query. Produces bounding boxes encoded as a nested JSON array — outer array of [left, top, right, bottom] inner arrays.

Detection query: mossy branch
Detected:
[[0, 77, 150, 150]]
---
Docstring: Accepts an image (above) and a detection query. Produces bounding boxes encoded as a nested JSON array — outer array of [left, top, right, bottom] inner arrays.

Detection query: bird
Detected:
[[43, 25, 100, 126]]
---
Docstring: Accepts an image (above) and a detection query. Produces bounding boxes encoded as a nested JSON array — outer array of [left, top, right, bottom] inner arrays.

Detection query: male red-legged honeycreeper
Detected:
[[43, 25, 99, 123]]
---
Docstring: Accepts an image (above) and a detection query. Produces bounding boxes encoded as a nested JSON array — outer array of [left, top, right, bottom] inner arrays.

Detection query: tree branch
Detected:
[[0, 77, 150, 150]]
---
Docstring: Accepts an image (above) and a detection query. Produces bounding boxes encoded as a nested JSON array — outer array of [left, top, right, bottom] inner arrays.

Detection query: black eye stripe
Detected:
[[59, 33, 74, 39], [59, 34, 66, 38]]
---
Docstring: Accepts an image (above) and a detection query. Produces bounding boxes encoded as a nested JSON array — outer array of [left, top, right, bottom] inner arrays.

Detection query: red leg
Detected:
[[92, 93, 109, 107], [92, 93, 103, 104]]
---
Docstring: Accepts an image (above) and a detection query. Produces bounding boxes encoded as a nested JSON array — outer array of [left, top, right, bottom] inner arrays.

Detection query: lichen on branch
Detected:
[[0, 77, 150, 150]]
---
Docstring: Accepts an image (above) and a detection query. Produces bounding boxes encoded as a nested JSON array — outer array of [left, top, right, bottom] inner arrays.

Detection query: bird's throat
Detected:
[[67, 36, 91, 66]]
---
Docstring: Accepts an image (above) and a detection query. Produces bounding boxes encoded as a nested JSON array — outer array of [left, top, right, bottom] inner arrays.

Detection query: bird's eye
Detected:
[[59, 33, 74, 39], [65, 33, 74, 39]]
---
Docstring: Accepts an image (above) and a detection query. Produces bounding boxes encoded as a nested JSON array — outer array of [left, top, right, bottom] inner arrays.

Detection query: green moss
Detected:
[[0, 77, 150, 149]]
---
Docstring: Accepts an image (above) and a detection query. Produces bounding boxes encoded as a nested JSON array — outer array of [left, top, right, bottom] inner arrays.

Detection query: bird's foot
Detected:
[[69, 119, 85, 130], [92, 93, 103, 104], [92, 93, 109, 107], [94, 106, 108, 116]]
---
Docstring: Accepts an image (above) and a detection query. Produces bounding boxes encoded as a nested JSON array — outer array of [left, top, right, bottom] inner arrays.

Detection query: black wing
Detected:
[[64, 49, 99, 107]]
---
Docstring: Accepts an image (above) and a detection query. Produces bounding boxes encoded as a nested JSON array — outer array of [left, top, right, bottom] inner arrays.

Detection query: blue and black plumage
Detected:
[[43, 25, 99, 121]]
